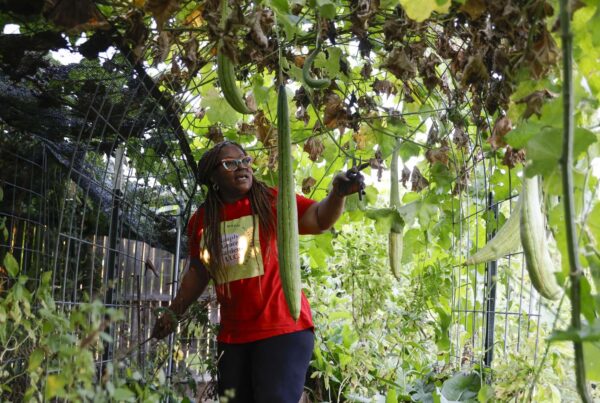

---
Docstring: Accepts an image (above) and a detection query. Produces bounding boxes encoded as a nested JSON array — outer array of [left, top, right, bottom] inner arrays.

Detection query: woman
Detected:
[[152, 140, 364, 402]]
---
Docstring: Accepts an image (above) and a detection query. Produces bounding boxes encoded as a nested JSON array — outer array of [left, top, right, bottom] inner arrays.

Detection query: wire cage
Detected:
[[0, 43, 218, 399], [449, 147, 557, 374]]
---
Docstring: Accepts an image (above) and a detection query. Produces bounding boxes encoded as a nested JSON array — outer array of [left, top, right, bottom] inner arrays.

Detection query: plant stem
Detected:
[[559, 0, 592, 401]]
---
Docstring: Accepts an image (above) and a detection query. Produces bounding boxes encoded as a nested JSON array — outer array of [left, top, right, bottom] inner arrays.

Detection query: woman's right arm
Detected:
[[151, 257, 210, 339]]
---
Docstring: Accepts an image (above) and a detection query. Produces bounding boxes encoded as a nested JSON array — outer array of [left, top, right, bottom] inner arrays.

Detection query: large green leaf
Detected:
[[398, 0, 451, 22], [584, 342, 600, 382], [3, 252, 19, 278], [524, 128, 597, 177], [200, 87, 241, 126], [440, 372, 481, 402]]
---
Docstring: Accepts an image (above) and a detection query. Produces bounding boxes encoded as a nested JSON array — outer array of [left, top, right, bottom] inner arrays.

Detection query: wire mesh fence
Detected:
[[0, 46, 217, 400], [449, 152, 554, 373]]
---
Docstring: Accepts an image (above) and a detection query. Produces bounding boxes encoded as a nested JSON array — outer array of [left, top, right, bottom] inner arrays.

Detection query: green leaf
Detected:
[[386, 387, 398, 403], [0, 186, 3, 202], [28, 348, 45, 371], [440, 372, 481, 401], [364, 207, 404, 233], [398, 141, 421, 161], [200, 87, 242, 126], [477, 384, 495, 403], [505, 120, 544, 150], [44, 374, 66, 399], [3, 252, 19, 277], [113, 387, 136, 401], [584, 341, 600, 382], [398, 0, 451, 22], [319, 46, 342, 79], [525, 127, 597, 177], [549, 320, 600, 342], [316, 0, 336, 19]]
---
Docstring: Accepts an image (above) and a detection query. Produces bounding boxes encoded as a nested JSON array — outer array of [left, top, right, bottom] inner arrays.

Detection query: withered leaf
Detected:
[[304, 137, 324, 162], [295, 105, 310, 126], [460, 0, 487, 20], [238, 122, 255, 136], [353, 128, 368, 150], [156, 31, 172, 64], [401, 166, 411, 188], [255, 111, 275, 145], [452, 170, 469, 195], [372, 79, 397, 97], [411, 166, 429, 192], [183, 6, 204, 27], [381, 48, 416, 80], [425, 145, 450, 166], [44, 0, 108, 33], [145, 0, 180, 30], [323, 93, 348, 130], [250, 9, 269, 49], [487, 116, 512, 150], [461, 54, 489, 86], [426, 122, 439, 146], [453, 126, 469, 149], [302, 176, 317, 195], [502, 146, 526, 168], [206, 125, 223, 143], [373, 149, 384, 181], [515, 89, 557, 119], [124, 10, 148, 53], [526, 27, 559, 79], [360, 63, 373, 79]]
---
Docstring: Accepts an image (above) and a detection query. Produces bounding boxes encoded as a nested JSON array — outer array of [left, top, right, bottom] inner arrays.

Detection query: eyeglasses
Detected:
[[218, 156, 253, 171]]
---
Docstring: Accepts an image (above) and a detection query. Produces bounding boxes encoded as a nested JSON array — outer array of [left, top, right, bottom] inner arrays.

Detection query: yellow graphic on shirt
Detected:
[[200, 215, 264, 285]]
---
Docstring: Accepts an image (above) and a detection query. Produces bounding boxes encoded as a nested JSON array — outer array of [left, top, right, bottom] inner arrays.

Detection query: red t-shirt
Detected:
[[188, 189, 316, 344]]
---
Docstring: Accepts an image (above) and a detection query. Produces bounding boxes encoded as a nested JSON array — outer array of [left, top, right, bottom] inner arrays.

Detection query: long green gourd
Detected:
[[276, 84, 301, 320], [389, 145, 403, 279], [520, 176, 562, 300], [217, 43, 253, 114], [464, 196, 522, 265], [216, 0, 252, 114], [302, 46, 331, 89]]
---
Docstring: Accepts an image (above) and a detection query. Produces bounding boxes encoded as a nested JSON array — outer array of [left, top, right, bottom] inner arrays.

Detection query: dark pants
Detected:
[[217, 329, 314, 403]]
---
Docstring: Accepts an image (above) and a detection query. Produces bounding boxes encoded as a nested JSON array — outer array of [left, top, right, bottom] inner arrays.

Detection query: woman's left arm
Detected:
[[299, 171, 365, 234]]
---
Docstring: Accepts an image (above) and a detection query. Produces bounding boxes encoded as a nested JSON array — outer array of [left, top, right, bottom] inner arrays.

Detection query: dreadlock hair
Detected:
[[196, 141, 275, 279]]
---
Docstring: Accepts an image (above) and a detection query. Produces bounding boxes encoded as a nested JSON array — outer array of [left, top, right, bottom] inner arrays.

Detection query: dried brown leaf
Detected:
[[302, 176, 317, 195], [515, 89, 557, 119], [255, 111, 275, 145], [145, 0, 180, 30], [323, 93, 348, 130], [487, 116, 512, 150], [461, 54, 489, 86], [238, 122, 255, 136], [502, 146, 526, 168], [425, 145, 450, 166], [206, 125, 223, 143], [411, 166, 429, 192], [372, 79, 397, 97], [526, 27, 559, 79], [401, 166, 411, 188], [453, 127, 469, 149], [44, 0, 108, 33], [304, 137, 324, 162], [381, 48, 416, 80]]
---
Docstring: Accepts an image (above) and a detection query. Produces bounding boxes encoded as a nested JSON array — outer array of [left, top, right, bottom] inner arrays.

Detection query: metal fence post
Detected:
[[484, 192, 498, 368], [167, 210, 182, 384]]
